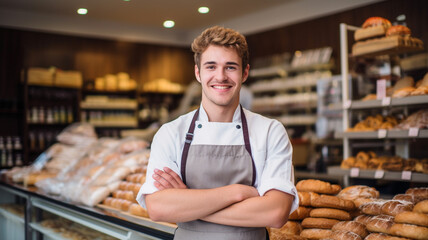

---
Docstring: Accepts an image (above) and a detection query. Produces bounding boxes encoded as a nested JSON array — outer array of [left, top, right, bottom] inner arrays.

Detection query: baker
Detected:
[[137, 25, 299, 240]]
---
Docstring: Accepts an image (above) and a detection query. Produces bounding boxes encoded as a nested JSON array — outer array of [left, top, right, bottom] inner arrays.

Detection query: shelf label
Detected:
[[381, 97, 391, 106], [343, 100, 352, 109], [378, 129, 387, 138], [408, 128, 419, 137], [350, 167, 360, 177], [374, 170, 385, 179], [401, 171, 412, 180], [376, 79, 387, 100]]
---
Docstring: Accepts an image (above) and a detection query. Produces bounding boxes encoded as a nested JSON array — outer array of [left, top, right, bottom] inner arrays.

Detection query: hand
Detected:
[[234, 184, 259, 202], [153, 167, 187, 190]]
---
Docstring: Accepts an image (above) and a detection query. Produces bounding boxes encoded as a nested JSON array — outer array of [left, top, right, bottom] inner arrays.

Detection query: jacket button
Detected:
[[236, 125, 241, 129], [198, 124, 202, 128]]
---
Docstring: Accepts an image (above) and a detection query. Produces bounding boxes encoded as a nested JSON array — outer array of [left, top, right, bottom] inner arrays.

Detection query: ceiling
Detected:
[[0, 0, 381, 46]]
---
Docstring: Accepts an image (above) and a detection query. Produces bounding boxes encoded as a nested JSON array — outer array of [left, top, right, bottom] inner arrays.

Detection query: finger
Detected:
[[163, 167, 187, 188], [158, 170, 180, 188], [153, 173, 173, 189], [153, 181, 165, 191]]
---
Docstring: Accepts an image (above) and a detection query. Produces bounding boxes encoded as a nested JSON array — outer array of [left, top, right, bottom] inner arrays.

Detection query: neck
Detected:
[[201, 101, 239, 122]]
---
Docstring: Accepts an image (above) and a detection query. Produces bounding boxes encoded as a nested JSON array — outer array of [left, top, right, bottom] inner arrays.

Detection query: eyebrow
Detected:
[[203, 61, 240, 66]]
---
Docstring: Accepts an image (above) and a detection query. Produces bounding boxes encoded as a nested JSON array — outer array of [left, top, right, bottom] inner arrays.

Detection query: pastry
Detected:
[[337, 185, 379, 201], [341, 157, 356, 169], [386, 25, 411, 37], [362, 17, 391, 29]]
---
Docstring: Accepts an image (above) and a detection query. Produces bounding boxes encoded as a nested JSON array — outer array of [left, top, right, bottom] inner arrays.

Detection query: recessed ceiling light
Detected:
[[123, 0, 131, 2], [163, 20, 175, 28], [77, 8, 88, 15], [198, 7, 209, 14]]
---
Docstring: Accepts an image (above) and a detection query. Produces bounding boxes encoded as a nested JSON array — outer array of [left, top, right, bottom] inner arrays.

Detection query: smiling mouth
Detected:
[[212, 85, 231, 89]]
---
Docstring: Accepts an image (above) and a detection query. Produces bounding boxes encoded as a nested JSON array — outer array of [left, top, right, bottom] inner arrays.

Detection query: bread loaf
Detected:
[[301, 217, 340, 229], [393, 194, 424, 204], [394, 211, 428, 227], [414, 200, 428, 214], [360, 200, 387, 215], [386, 25, 411, 37], [129, 203, 149, 218], [354, 197, 376, 208], [381, 200, 413, 216], [330, 230, 362, 240], [365, 214, 394, 234], [300, 228, 332, 239], [354, 214, 372, 226], [297, 191, 319, 206], [296, 179, 341, 195], [289, 206, 312, 220], [337, 185, 379, 201], [272, 220, 302, 236], [406, 188, 428, 200], [311, 195, 355, 211], [365, 232, 413, 240], [332, 221, 368, 238], [389, 223, 428, 239], [309, 208, 351, 221]]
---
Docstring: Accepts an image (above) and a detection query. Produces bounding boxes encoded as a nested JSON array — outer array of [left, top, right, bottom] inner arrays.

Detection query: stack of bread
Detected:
[[352, 16, 424, 57], [102, 166, 149, 218], [293, 179, 357, 240], [347, 114, 400, 132], [340, 151, 428, 174]]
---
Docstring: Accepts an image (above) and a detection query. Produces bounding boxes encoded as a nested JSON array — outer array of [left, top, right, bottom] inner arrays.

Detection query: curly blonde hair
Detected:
[[191, 26, 249, 73]]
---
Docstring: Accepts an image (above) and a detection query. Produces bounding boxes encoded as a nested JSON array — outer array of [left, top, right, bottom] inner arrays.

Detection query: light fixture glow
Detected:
[[77, 8, 88, 15], [123, 0, 131, 1], [163, 20, 175, 28], [198, 7, 209, 14]]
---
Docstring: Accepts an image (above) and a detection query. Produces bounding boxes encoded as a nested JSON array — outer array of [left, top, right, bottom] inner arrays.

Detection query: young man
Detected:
[[137, 26, 298, 240]]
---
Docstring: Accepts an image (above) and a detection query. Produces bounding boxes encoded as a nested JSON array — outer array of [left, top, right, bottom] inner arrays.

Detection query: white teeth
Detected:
[[213, 86, 229, 89]]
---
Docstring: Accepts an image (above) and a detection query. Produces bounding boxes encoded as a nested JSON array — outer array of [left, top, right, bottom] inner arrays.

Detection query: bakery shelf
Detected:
[[30, 222, 71, 240], [276, 114, 317, 126], [335, 129, 428, 139], [327, 166, 428, 183], [0, 207, 24, 225], [252, 101, 317, 114], [249, 66, 287, 78], [250, 76, 318, 93], [343, 95, 428, 110], [80, 101, 137, 110], [89, 121, 138, 128], [351, 35, 424, 58]]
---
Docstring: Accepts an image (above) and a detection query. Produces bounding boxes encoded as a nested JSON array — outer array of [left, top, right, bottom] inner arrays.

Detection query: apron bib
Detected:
[[174, 106, 266, 240]]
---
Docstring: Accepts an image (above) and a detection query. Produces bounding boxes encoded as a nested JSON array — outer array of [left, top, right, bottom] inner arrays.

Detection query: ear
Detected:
[[242, 64, 250, 83], [195, 65, 201, 83]]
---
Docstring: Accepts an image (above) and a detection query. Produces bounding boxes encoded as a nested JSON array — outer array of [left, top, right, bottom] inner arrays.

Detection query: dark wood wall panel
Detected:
[[246, 0, 428, 73]]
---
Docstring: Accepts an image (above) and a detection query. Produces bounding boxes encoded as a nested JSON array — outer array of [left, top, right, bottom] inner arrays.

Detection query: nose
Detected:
[[216, 68, 228, 81]]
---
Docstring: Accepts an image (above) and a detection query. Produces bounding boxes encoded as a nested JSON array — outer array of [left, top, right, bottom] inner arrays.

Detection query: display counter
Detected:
[[0, 179, 175, 240]]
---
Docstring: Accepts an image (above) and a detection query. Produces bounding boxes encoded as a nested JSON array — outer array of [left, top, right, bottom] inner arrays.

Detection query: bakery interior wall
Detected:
[[0, 0, 427, 137]]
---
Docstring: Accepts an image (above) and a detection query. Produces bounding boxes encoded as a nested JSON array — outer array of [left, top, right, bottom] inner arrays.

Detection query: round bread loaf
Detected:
[[354, 214, 372, 226], [389, 223, 428, 240], [360, 200, 387, 215], [386, 25, 411, 37], [393, 194, 424, 204], [365, 232, 413, 240], [381, 200, 413, 216], [301, 217, 339, 229], [309, 208, 351, 221], [330, 230, 362, 240], [296, 179, 341, 195], [395, 211, 428, 227], [362, 17, 391, 29], [332, 221, 368, 238], [337, 185, 379, 201], [272, 220, 302, 236], [311, 195, 355, 211], [413, 200, 428, 214], [406, 188, 428, 200], [300, 228, 332, 239], [365, 214, 394, 234], [297, 191, 319, 206], [289, 206, 312, 220]]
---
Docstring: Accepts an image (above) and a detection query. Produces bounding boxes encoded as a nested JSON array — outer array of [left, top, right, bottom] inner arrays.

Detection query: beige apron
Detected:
[[174, 106, 267, 240]]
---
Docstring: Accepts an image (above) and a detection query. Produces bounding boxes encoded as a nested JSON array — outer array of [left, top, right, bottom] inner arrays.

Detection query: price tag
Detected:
[[409, 128, 419, 137], [381, 97, 391, 106], [401, 171, 412, 180], [374, 170, 385, 179], [378, 129, 387, 138], [343, 100, 352, 109], [350, 167, 360, 177], [376, 79, 387, 100]]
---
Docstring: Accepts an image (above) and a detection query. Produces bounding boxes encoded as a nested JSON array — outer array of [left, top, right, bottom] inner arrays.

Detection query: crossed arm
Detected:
[[145, 167, 294, 228]]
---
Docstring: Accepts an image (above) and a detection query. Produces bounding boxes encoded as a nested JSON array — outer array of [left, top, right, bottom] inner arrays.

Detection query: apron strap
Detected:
[[180, 106, 256, 186], [181, 108, 199, 185], [240, 105, 256, 186]]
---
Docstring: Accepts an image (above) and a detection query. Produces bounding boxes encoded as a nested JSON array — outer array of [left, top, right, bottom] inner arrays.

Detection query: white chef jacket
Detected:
[[137, 105, 299, 214]]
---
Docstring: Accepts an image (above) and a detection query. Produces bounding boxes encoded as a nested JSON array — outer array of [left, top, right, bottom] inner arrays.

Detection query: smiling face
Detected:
[[195, 45, 249, 112]]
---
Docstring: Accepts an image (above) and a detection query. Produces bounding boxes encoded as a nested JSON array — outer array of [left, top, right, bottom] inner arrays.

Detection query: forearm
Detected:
[[202, 190, 294, 228], [145, 184, 257, 223]]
